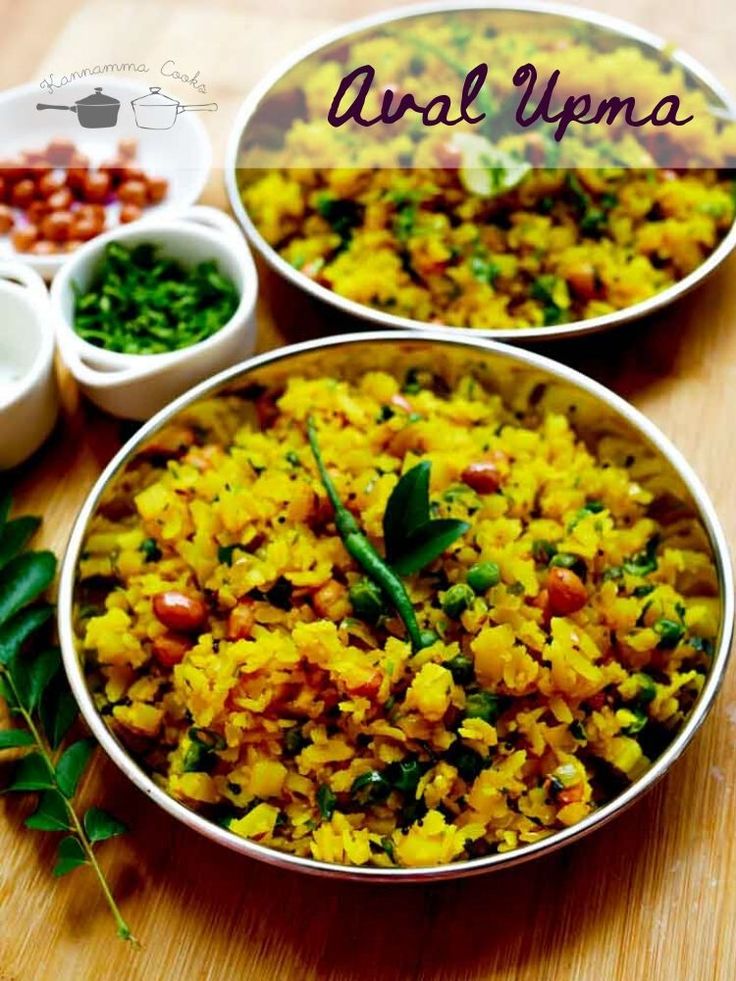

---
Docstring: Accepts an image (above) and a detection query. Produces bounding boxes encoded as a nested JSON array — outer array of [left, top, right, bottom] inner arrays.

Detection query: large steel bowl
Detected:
[[224, 1, 736, 342], [58, 332, 734, 880]]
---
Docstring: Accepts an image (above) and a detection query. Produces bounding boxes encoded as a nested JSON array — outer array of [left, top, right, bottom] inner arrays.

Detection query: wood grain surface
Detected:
[[1, 1, 735, 978]]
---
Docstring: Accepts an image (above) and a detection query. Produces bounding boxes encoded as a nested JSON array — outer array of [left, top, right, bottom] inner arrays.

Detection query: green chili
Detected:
[[307, 415, 427, 652]]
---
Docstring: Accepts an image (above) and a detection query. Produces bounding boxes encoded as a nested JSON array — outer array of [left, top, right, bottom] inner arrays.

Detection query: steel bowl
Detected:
[[224, 1, 736, 342], [58, 331, 734, 880]]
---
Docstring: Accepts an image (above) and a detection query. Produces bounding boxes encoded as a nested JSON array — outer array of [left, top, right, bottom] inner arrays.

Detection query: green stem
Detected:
[[3, 668, 138, 946], [306, 416, 427, 652]]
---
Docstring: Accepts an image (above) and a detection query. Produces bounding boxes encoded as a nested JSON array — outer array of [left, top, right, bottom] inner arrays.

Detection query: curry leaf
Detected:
[[390, 519, 470, 576], [55, 739, 96, 799], [0, 507, 136, 943], [25, 790, 71, 832], [0, 728, 35, 749], [0, 516, 42, 571], [0, 604, 53, 667], [84, 807, 127, 843], [0, 551, 57, 627], [6, 751, 55, 792], [14, 647, 61, 713], [383, 461, 432, 563], [53, 836, 87, 877], [40, 685, 79, 750]]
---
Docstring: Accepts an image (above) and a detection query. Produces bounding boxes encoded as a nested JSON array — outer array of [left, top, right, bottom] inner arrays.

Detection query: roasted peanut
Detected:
[[227, 600, 256, 640], [461, 460, 503, 494], [547, 566, 588, 616], [152, 632, 192, 667], [152, 591, 207, 632], [313, 579, 350, 620]]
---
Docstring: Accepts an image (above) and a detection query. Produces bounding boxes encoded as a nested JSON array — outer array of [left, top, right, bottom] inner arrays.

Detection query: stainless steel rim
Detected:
[[223, 0, 736, 343], [58, 330, 735, 881]]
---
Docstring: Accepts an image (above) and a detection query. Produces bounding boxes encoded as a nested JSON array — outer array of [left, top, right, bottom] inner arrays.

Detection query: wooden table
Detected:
[[2, 1, 735, 978]]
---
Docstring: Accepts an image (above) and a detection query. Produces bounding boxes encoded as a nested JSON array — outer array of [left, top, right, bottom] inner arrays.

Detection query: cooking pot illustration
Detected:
[[36, 88, 121, 129], [131, 87, 218, 130]]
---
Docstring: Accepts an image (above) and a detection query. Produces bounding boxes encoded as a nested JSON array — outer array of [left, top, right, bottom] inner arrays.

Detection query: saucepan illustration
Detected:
[[36, 88, 121, 129], [131, 87, 218, 130]]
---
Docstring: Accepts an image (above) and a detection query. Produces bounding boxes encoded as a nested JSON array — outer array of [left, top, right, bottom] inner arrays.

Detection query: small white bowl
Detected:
[[0, 79, 212, 279], [0, 261, 58, 469], [51, 206, 257, 420]]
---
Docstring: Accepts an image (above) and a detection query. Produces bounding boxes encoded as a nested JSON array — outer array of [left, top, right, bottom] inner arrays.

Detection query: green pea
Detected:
[[654, 618, 685, 649], [418, 629, 439, 649], [445, 654, 475, 685], [442, 583, 475, 619], [464, 691, 503, 724], [348, 578, 385, 624], [467, 561, 501, 593]]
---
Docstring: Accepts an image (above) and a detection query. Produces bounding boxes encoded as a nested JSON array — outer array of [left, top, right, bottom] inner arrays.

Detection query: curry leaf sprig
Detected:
[[0, 493, 137, 945], [383, 459, 469, 575], [306, 416, 468, 651]]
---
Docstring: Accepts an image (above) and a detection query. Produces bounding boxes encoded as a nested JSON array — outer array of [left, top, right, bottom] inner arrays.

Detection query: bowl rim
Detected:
[[57, 330, 735, 881], [0, 78, 213, 277], [0, 262, 54, 411], [223, 0, 736, 343], [49, 206, 258, 374]]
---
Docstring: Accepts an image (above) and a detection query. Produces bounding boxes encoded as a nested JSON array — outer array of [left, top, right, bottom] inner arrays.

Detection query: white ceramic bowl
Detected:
[[0, 79, 212, 279], [51, 206, 258, 420], [0, 261, 58, 469]]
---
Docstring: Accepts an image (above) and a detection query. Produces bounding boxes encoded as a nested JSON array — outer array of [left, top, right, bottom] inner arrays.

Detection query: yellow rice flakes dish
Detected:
[[244, 167, 735, 329], [241, 20, 736, 329], [78, 371, 719, 868]]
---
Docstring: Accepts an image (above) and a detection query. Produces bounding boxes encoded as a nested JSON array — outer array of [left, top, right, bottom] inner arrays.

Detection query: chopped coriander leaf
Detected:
[[632, 672, 657, 704], [532, 539, 558, 564], [402, 368, 422, 395], [351, 770, 392, 805], [445, 654, 475, 685], [602, 565, 624, 582], [446, 743, 486, 782], [217, 544, 243, 566], [316, 784, 337, 820], [623, 537, 659, 577], [654, 618, 685, 649], [73, 242, 239, 356], [469, 254, 500, 285], [621, 707, 648, 735], [633, 584, 655, 598], [569, 720, 587, 741], [315, 194, 363, 251], [690, 636, 714, 657], [139, 537, 162, 562], [389, 759, 424, 796]]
